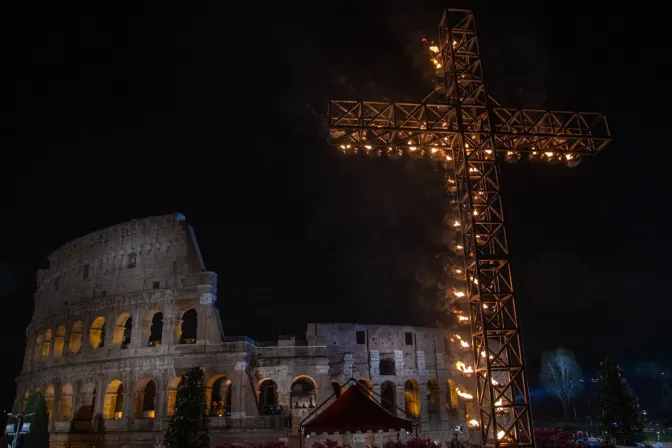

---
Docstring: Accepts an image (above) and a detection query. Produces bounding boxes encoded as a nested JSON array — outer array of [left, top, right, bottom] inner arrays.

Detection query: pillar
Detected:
[[418, 382, 429, 421], [69, 380, 79, 421], [315, 365, 330, 404], [94, 378, 105, 420], [197, 293, 217, 343], [104, 312, 116, 348], [122, 373, 134, 425], [163, 317, 179, 345], [130, 308, 147, 348]]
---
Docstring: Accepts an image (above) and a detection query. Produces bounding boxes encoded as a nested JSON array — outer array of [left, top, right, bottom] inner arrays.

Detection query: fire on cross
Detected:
[[326, 8, 611, 448]]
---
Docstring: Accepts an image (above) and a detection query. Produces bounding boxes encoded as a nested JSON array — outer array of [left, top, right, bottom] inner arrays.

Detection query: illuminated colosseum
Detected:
[[16, 213, 478, 448]]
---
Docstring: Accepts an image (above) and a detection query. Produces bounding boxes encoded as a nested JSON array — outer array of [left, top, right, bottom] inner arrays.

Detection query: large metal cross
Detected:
[[327, 9, 610, 448]]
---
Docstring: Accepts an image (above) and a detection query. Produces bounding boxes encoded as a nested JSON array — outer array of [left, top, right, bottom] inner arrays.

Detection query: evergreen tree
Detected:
[[163, 366, 210, 448], [23, 391, 50, 448], [597, 358, 643, 445]]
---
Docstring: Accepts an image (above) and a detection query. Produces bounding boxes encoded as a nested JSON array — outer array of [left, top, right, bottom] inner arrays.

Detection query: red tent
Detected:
[[301, 382, 413, 435]]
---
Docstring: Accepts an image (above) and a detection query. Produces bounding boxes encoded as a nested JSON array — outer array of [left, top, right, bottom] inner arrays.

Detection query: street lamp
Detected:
[[4, 412, 34, 448]]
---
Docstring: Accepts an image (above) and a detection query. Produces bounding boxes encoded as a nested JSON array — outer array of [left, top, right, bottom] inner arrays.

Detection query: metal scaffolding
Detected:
[[327, 9, 610, 448]]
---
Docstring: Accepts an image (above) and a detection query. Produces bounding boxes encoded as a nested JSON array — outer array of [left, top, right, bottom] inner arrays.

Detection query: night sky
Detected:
[[1, 1, 670, 418]]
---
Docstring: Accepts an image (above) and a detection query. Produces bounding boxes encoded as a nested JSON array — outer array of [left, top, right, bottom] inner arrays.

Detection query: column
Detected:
[[397, 382, 406, 417], [94, 378, 105, 420], [70, 380, 79, 422], [122, 373, 134, 425], [104, 312, 116, 348], [418, 382, 429, 421], [163, 317, 179, 345], [50, 383, 61, 430], [80, 317, 92, 354], [156, 383, 166, 421], [47, 334, 55, 360], [130, 308, 146, 348], [230, 362, 245, 417], [197, 293, 216, 343], [315, 365, 330, 404]]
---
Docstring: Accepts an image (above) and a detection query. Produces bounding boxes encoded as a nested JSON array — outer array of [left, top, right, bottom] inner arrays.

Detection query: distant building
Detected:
[[16, 213, 478, 448]]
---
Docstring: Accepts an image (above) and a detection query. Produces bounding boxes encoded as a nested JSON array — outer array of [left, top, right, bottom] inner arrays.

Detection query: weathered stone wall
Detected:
[[33, 213, 205, 318], [15, 214, 479, 448]]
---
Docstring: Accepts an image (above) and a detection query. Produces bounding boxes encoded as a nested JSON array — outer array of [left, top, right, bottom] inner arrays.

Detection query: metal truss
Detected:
[[327, 8, 611, 448]]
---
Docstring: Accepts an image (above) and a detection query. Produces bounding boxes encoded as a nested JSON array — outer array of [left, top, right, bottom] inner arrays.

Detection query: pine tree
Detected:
[[597, 358, 643, 445], [23, 391, 50, 448], [163, 366, 210, 448]]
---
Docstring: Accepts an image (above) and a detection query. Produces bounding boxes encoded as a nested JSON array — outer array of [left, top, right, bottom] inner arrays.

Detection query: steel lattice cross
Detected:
[[327, 9, 610, 448]]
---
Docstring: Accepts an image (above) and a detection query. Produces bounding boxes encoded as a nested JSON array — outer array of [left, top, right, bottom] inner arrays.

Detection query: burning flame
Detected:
[[456, 361, 474, 374], [455, 387, 473, 400], [453, 290, 465, 298], [429, 45, 440, 53], [497, 431, 505, 440], [431, 58, 442, 69], [453, 220, 461, 227], [453, 334, 470, 348], [458, 315, 469, 322], [468, 419, 480, 428]]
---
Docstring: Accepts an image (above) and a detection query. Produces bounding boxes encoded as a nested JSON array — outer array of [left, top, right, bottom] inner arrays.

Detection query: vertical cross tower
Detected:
[[327, 9, 610, 448]]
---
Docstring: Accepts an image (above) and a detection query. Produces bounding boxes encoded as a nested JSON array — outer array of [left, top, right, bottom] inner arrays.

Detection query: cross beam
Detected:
[[327, 9, 610, 448]]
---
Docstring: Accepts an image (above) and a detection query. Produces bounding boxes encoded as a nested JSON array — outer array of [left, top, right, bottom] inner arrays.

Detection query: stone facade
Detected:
[[16, 214, 480, 448]]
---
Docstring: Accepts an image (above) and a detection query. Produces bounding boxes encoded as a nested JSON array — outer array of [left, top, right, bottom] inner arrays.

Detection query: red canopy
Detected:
[[302, 382, 413, 435]]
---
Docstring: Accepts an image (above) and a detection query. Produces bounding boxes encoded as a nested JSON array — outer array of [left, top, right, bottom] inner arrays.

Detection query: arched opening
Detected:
[[53, 325, 66, 359], [258, 379, 278, 414], [381, 381, 396, 415], [70, 321, 84, 354], [74, 383, 96, 421], [404, 379, 421, 419], [33, 335, 42, 363], [427, 379, 440, 414], [148, 312, 163, 346], [209, 377, 232, 417], [134, 378, 157, 419], [103, 380, 124, 419], [89, 317, 106, 349], [446, 379, 458, 412], [41, 329, 52, 360], [113, 313, 132, 348], [357, 378, 374, 398], [166, 377, 182, 416], [290, 376, 316, 409], [58, 384, 73, 421], [180, 309, 197, 344], [45, 385, 55, 420]]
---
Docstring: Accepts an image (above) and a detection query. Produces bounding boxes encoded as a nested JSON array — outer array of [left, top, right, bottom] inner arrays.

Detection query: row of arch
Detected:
[[22, 374, 469, 423], [23, 378, 161, 422], [256, 377, 467, 419], [29, 309, 198, 364]]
